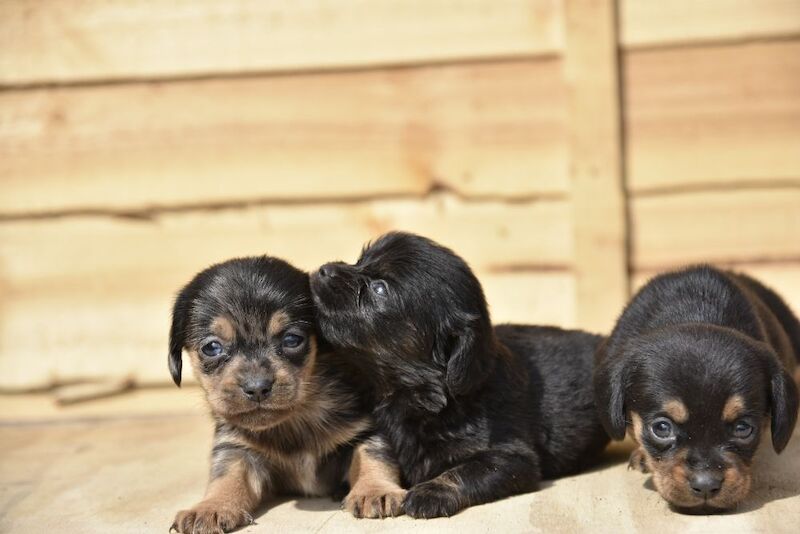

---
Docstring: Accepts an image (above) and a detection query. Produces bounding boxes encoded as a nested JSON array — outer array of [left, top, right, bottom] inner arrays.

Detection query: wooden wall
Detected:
[[1, 1, 799, 390]]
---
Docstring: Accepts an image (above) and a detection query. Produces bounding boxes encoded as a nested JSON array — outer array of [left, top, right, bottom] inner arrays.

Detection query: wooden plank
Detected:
[[632, 188, 800, 269], [483, 271, 575, 328], [53, 379, 134, 406], [621, 0, 800, 48], [0, 388, 205, 421], [0, 59, 567, 215], [563, 0, 628, 333], [0, 195, 572, 389], [633, 262, 800, 323], [0, 0, 563, 85], [626, 41, 800, 192]]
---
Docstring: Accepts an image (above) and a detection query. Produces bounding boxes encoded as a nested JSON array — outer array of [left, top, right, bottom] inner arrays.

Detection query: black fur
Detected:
[[594, 265, 800, 511], [310, 232, 610, 518]]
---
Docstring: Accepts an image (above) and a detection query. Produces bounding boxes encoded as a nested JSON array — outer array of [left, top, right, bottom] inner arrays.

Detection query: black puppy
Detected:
[[168, 257, 405, 533], [310, 232, 610, 518], [594, 265, 800, 511]]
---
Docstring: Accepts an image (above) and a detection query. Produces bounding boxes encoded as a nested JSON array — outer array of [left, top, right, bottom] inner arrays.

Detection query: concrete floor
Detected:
[[1, 388, 799, 534]]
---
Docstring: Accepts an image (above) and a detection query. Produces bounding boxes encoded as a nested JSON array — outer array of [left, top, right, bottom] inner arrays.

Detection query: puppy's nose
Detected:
[[317, 262, 341, 278], [689, 471, 723, 499], [240, 377, 273, 403]]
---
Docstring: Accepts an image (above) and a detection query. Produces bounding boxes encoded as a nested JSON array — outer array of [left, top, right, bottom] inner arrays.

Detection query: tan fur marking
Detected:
[[722, 395, 746, 422], [210, 316, 236, 342], [629, 412, 643, 444], [663, 399, 689, 423], [190, 350, 274, 425], [274, 366, 292, 385], [628, 447, 649, 473], [279, 452, 322, 496], [670, 459, 688, 487], [647, 448, 701, 508], [345, 443, 407, 519], [793, 367, 800, 388], [301, 336, 318, 380], [172, 459, 262, 533], [714, 454, 752, 509], [267, 311, 290, 337]]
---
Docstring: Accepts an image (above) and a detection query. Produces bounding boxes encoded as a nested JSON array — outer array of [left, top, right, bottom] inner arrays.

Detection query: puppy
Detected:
[[594, 265, 800, 512], [168, 257, 404, 534], [310, 232, 610, 518]]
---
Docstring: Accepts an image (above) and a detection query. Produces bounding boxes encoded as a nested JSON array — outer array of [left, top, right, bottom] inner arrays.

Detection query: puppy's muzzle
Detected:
[[239, 377, 274, 403], [316, 262, 347, 279]]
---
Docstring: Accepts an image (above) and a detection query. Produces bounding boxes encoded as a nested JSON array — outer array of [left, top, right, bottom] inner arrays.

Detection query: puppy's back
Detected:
[[623, 266, 763, 336], [495, 325, 609, 478], [731, 272, 800, 364]]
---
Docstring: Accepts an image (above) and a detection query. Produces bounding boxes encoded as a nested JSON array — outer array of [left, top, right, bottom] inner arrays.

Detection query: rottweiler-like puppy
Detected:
[[310, 232, 610, 518], [168, 257, 405, 534], [594, 265, 800, 512]]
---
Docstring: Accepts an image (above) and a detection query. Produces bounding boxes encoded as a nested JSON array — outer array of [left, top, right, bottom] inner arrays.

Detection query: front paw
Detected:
[[628, 448, 650, 473], [344, 485, 407, 518], [170, 503, 253, 534], [403, 480, 463, 519]]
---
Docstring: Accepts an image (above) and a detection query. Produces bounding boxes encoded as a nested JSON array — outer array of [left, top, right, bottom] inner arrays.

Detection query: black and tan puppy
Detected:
[[310, 232, 610, 518], [168, 257, 405, 534], [594, 265, 800, 512]]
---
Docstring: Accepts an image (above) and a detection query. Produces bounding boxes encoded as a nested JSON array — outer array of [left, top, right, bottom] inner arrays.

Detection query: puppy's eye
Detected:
[[733, 420, 753, 439], [282, 333, 305, 349], [201, 340, 224, 357], [370, 280, 388, 296], [650, 418, 675, 440]]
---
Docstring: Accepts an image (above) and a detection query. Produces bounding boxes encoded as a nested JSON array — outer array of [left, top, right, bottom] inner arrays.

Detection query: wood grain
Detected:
[[0, 0, 563, 85], [626, 40, 800, 192], [0, 59, 567, 214], [0, 195, 572, 389], [632, 188, 800, 269], [621, 0, 800, 48], [4, 0, 797, 85], [564, 0, 628, 333]]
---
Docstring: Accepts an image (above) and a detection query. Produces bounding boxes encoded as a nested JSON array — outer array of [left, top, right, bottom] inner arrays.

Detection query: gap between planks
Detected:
[[0, 188, 570, 223]]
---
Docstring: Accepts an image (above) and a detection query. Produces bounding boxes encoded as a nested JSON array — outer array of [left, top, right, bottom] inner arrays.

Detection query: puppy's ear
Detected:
[[438, 312, 493, 397], [169, 281, 199, 387], [593, 340, 630, 441], [768, 361, 799, 453]]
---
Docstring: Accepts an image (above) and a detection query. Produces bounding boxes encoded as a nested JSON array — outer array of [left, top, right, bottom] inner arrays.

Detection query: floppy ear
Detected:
[[168, 282, 199, 387], [768, 363, 799, 453], [439, 312, 493, 397], [593, 340, 631, 441]]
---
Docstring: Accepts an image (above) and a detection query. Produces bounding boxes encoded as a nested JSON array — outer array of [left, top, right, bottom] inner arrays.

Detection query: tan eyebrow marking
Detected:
[[723, 395, 746, 422], [663, 399, 689, 423], [210, 316, 235, 342], [267, 310, 290, 338]]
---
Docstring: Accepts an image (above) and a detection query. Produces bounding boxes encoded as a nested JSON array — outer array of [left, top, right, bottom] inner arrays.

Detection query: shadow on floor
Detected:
[[248, 494, 341, 527]]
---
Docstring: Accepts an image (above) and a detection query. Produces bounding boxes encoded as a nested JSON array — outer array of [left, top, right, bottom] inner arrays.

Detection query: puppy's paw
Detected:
[[628, 448, 649, 473], [343, 484, 407, 518], [403, 480, 463, 519], [170, 503, 253, 534]]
